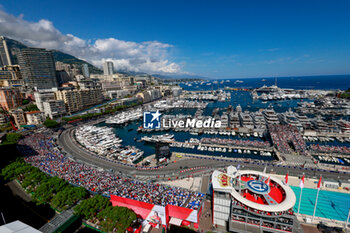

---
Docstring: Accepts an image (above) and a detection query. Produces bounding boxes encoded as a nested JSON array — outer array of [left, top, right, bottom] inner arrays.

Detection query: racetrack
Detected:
[[58, 126, 350, 181]]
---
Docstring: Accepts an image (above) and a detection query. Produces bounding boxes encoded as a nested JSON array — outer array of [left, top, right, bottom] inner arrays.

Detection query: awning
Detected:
[[169, 217, 183, 226], [182, 220, 191, 226]]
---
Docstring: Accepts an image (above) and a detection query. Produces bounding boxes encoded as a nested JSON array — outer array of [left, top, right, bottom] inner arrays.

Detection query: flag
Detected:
[[285, 173, 288, 184], [266, 176, 270, 185], [317, 176, 322, 189], [299, 175, 305, 189]]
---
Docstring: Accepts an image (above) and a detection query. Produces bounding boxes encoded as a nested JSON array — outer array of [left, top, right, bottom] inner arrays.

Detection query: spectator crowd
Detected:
[[18, 132, 205, 210]]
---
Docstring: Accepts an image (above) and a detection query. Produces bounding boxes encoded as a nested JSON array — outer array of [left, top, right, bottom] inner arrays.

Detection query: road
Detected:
[[58, 127, 350, 181]]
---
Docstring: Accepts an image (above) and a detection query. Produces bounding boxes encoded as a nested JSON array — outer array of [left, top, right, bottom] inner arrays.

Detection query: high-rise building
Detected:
[[0, 36, 12, 67], [17, 48, 58, 90], [103, 61, 114, 75], [82, 64, 90, 78]]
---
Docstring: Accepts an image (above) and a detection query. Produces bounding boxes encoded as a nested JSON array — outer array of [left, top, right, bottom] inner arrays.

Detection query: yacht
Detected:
[[336, 119, 350, 134], [230, 112, 241, 128], [251, 111, 266, 130], [239, 111, 254, 129], [278, 108, 303, 131], [262, 107, 280, 125], [141, 134, 175, 143], [311, 117, 329, 133], [295, 113, 311, 129], [220, 114, 229, 128]]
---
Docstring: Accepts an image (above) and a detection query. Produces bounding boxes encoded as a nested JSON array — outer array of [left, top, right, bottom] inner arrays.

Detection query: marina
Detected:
[[89, 88, 350, 167], [2, 2, 350, 232], [75, 125, 144, 164]]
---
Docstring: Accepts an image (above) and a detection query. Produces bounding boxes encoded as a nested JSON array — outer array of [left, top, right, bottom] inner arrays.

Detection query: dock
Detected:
[[199, 143, 273, 152]]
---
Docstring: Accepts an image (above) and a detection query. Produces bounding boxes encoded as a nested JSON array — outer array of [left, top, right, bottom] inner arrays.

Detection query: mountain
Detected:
[[4, 37, 102, 74], [116, 70, 150, 76], [51, 50, 102, 74]]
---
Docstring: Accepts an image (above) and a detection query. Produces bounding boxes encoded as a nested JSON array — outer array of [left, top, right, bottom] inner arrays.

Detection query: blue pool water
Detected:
[[290, 186, 350, 221]]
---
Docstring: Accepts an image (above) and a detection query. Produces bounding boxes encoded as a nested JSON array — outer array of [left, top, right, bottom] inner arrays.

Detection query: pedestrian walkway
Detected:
[[39, 207, 78, 233]]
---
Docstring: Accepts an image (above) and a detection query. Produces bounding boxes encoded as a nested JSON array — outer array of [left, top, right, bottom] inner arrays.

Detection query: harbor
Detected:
[[75, 125, 144, 164], [86, 88, 350, 168]]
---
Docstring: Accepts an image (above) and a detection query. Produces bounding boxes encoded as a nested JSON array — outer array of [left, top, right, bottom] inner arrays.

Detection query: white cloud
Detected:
[[0, 8, 183, 74]]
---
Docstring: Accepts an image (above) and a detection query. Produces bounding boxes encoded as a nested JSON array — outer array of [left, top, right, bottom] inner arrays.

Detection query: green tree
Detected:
[[51, 186, 87, 211], [0, 122, 13, 132], [1, 158, 32, 180], [74, 195, 110, 219], [21, 169, 49, 191], [33, 176, 68, 204], [1, 133, 21, 145], [43, 119, 59, 128], [97, 205, 136, 233], [23, 104, 39, 112]]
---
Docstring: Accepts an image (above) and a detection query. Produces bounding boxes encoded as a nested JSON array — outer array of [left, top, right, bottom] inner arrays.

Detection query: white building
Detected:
[[43, 100, 66, 118], [25, 110, 46, 125], [82, 63, 90, 78], [34, 89, 56, 112], [0, 220, 41, 233], [103, 61, 114, 75], [171, 87, 182, 97], [107, 89, 133, 99]]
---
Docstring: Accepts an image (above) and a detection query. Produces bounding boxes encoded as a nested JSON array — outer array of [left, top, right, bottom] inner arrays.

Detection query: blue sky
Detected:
[[1, 0, 350, 78]]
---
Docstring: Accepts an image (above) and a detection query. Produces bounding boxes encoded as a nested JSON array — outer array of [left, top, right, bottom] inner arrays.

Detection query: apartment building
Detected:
[[10, 109, 26, 127], [17, 48, 58, 90], [55, 88, 103, 114], [55, 89, 82, 113], [80, 88, 103, 107], [0, 65, 23, 88], [0, 87, 22, 110], [43, 100, 66, 118], [34, 90, 56, 111], [25, 111, 45, 125]]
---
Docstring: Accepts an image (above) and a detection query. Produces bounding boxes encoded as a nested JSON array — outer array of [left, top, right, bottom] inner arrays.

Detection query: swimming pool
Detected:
[[290, 186, 350, 222]]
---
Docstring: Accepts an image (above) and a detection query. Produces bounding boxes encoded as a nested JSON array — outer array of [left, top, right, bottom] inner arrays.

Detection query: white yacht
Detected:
[[262, 107, 280, 125]]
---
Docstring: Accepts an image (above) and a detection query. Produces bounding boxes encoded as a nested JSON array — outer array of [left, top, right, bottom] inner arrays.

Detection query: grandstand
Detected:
[[212, 167, 302, 233]]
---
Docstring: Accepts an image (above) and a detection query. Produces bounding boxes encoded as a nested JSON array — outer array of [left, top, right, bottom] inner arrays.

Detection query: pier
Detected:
[[311, 152, 350, 159], [199, 143, 273, 152]]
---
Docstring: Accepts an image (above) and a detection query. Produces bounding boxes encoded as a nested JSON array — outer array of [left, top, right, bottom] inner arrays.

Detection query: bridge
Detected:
[[39, 207, 78, 233]]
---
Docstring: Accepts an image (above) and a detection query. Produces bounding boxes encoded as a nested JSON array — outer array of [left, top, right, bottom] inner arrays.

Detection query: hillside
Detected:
[[51, 50, 102, 74], [4, 37, 102, 74]]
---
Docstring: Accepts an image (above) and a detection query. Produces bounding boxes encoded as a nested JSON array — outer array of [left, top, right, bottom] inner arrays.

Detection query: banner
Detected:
[[165, 204, 198, 223], [110, 195, 166, 228]]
